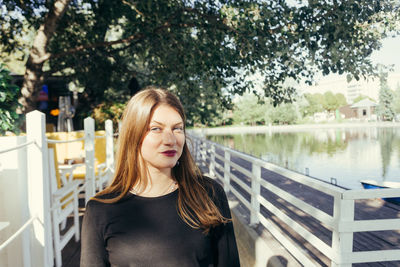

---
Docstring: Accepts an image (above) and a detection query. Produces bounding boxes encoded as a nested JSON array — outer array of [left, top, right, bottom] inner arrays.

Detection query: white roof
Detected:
[[351, 98, 378, 108]]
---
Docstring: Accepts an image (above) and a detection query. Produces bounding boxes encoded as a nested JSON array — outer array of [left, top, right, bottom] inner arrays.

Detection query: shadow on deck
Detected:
[[60, 198, 85, 267], [61, 176, 400, 267]]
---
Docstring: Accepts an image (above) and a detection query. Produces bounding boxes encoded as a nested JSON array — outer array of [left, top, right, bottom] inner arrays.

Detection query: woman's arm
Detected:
[[80, 200, 110, 267]]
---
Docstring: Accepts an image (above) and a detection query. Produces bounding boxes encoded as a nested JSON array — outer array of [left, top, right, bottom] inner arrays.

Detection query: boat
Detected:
[[360, 180, 400, 205]]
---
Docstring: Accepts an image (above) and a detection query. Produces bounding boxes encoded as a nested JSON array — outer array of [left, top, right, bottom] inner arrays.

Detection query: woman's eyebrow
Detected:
[[151, 120, 183, 126]]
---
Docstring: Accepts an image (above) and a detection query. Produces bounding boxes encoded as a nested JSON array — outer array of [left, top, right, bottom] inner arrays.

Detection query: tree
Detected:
[[392, 83, 400, 114], [267, 103, 298, 125], [1, 0, 399, 125], [377, 70, 395, 121], [322, 91, 348, 112], [352, 94, 376, 104], [335, 93, 347, 107], [301, 93, 324, 116], [232, 93, 267, 125], [0, 65, 22, 134], [378, 128, 395, 178], [323, 91, 338, 112]]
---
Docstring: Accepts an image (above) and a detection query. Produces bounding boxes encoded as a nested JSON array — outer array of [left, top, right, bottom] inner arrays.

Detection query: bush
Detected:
[[0, 64, 22, 135], [93, 102, 127, 130], [266, 103, 298, 125]]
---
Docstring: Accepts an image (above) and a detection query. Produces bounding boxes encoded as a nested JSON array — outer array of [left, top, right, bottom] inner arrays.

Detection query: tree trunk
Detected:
[[19, 0, 72, 113]]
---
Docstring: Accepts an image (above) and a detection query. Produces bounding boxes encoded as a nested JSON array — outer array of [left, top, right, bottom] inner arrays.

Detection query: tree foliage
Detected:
[[0, 64, 22, 134], [266, 103, 298, 125], [301, 91, 347, 116], [232, 94, 267, 125], [322, 91, 347, 111], [392, 83, 400, 115], [1, 0, 399, 126], [301, 93, 324, 116], [352, 94, 376, 104], [335, 93, 347, 107], [232, 93, 299, 125], [92, 102, 126, 130], [377, 70, 395, 121]]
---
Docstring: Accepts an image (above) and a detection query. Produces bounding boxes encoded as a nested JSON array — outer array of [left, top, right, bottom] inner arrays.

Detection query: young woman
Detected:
[[80, 87, 240, 267]]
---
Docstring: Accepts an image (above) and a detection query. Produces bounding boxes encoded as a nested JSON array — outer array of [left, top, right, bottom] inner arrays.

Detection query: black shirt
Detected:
[[80, 177, 240, 267]]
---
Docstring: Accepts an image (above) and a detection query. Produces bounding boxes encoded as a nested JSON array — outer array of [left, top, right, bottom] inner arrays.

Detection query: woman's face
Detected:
[[140, 104, 185, 173]]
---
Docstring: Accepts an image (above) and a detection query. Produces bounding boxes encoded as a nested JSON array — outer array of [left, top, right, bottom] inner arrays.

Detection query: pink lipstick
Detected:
[[161, 150, 177, 157]]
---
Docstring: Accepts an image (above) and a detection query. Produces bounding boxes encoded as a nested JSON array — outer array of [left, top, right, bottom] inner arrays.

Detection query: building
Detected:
[[349, 98, 378, 120], [300, 72, 400, 104]]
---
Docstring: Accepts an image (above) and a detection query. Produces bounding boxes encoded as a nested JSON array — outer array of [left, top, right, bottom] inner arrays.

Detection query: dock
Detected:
[[57, 137, 400, 267], [60, 162, 400, 266], [194, 136, 400, 266]]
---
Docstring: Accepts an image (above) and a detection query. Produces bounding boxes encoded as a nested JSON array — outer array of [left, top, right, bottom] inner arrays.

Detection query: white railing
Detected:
[[0, 111, 115, 267], [0, 139, 38, 267], [0, 216, 38, 252], [0, 140, 36, 154], [191, 135, 400, 267]]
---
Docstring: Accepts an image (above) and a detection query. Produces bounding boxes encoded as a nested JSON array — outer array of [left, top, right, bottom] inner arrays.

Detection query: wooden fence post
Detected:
[[195, 139, 200, 162], [201, 140, 206, 165], [210, 144, 215, 177], [224, 149, 230, 193], [26, 111, 53, 267], [118, 121, 122, 135], [331, 194, 354, 267], [105, 120, 114, 170], [84, 117, 95, 204], [251, 163, 261, 225]]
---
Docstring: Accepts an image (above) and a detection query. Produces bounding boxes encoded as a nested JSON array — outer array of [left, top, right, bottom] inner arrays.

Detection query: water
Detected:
[[207, 127, 400, 189]]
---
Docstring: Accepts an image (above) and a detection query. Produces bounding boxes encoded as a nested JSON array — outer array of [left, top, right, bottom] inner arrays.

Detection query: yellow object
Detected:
[[48, 143, 73, 208], [46, 130, 107, 180], [50, 109, 60, 116]]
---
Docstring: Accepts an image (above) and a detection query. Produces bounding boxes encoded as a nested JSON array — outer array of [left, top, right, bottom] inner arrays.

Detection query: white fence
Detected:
[[0, 111, 114, 267], [191, 135, 400, 266]]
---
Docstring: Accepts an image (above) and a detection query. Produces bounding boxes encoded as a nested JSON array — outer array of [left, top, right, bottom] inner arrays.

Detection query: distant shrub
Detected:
[[0, 64, 22, 135], [93, 102, 127, 130]]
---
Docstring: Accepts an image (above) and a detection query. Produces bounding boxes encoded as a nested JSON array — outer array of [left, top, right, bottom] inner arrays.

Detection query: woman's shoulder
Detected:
[[86, 192, 127, 210], [201, 176, 232, 217], [201, 176, 226, 200]]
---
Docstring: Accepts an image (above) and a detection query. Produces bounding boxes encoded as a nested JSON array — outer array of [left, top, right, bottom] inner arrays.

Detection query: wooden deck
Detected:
[[60, 199, 85, 267], [211, 149, 400, 266], [60, 156, 400, 267]]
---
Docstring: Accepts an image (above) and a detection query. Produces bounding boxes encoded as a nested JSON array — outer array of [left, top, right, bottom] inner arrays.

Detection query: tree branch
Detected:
[[47, 32, 145, 60], [45, 6, 235, 61]]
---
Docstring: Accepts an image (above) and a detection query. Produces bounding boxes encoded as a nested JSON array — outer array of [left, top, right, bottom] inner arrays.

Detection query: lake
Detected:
[[206, 126, 400, 189]]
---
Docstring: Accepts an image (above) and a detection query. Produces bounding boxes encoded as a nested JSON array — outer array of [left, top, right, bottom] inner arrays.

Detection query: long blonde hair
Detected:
[[93, 86, 228, 232]]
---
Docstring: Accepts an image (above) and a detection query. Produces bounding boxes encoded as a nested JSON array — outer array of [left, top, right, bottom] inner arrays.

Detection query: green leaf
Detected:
[[0, 92, 6, 102]]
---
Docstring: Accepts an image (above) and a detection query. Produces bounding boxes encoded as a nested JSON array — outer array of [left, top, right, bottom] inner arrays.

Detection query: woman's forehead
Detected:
[[150, 104, 183, 124]]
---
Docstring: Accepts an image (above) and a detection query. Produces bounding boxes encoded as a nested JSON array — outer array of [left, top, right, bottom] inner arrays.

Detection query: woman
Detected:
[[80, 87, 240, 267]]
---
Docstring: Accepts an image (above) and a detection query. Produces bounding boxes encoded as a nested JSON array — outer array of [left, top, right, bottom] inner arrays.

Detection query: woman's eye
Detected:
[[174, 127, 184, 132], [150, 127, 161, 132]]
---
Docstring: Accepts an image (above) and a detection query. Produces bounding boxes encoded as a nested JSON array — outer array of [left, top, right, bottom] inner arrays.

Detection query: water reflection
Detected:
[[207, 127, 400, 189], [378, 128, 395, 178]]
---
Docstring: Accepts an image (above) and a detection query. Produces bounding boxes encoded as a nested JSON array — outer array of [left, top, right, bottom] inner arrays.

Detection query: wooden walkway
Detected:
[[60, 154, 400, 267], [60, 199, 85, 267], [210, 147, 400, 266]]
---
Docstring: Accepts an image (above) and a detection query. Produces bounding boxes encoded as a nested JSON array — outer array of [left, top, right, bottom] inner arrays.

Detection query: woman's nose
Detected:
[[162, 130, 176, 145]]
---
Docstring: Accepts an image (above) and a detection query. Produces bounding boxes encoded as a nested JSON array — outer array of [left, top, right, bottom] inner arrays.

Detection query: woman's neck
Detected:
[[132, 167, 177, 197]]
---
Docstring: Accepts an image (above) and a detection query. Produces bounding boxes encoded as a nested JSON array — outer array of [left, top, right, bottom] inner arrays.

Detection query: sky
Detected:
[[311, 35, 400, 82], [300, 35, 400, 97], [370, 35, 400, 72]]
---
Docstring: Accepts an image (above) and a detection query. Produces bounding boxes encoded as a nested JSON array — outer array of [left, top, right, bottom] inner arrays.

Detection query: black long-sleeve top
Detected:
[[80, 177, 240, 267]]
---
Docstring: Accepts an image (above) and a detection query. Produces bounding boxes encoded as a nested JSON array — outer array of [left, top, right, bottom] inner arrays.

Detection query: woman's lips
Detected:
[[161, 150, 177, 157]]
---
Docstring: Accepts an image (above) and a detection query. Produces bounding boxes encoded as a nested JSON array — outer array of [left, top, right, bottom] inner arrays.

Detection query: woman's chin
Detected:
[[153, 162, 178, 170]]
